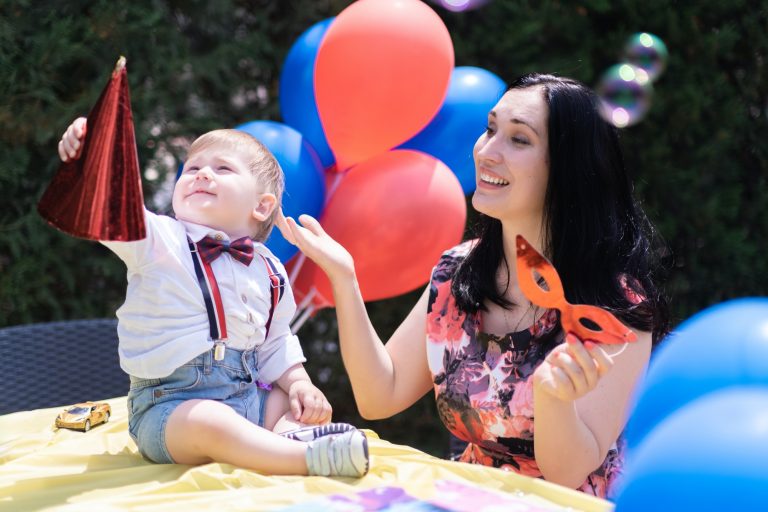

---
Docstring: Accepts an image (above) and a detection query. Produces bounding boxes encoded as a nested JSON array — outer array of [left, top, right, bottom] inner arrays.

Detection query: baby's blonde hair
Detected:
[[187, 129, 284, 242]]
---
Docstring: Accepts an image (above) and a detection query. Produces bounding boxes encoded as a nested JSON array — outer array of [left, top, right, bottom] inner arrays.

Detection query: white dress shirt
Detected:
[[102, 209, 306, 380]]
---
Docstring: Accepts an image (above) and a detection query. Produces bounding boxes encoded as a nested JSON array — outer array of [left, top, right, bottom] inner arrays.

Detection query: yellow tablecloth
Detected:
[[0, 397, 611, 511]]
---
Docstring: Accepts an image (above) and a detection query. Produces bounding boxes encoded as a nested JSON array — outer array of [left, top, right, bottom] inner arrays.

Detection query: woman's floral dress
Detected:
[[426, 241, 624, 498]]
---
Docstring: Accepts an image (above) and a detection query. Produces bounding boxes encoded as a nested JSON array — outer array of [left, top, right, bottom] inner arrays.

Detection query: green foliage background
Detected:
[[1, 1, 766, 456]]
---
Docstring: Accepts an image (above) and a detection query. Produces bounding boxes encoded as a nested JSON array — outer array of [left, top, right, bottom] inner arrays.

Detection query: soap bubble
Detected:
[[623, 32, 669, 82], [597, 63, 654, 128], [431, 0, 492, 12]]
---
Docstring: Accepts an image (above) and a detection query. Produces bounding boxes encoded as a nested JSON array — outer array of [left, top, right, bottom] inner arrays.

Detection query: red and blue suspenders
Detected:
[[187, 236, 286, 362]]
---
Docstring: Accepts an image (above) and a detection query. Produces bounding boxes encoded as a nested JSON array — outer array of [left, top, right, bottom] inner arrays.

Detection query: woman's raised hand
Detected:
[[58, 117, 87, 162], [533, 333, 615, 402], [277, 211, 356, 282]]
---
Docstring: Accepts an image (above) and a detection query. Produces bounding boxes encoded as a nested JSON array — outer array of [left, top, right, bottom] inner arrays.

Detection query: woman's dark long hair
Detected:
[[451, 73, 670, 344]]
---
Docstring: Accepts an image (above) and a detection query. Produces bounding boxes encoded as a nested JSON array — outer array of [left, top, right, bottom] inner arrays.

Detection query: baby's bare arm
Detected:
[[276, 363, 332, 425]]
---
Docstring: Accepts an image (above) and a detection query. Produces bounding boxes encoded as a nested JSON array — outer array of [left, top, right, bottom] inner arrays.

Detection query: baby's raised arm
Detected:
[[57, 117, 87, 162]]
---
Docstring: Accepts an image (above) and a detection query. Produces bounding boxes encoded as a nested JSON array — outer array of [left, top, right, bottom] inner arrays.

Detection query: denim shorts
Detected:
[[127, 347, 269, 463]]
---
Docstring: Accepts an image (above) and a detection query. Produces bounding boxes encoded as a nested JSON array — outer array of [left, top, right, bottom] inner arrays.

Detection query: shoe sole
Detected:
[[360, 432, 370, 475], [282, 422, 356, 442], [344, 430, 370, 477]]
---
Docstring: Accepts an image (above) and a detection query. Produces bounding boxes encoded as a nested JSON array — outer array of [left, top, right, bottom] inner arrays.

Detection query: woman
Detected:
[[278, 73, 669, 498]]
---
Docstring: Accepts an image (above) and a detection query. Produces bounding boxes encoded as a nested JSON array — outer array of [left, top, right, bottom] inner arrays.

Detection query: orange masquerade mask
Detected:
[[515, 235, 637, 344]]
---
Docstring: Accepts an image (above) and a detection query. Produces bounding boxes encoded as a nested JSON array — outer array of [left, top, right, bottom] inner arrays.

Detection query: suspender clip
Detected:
[[213, 340, 226, 361]]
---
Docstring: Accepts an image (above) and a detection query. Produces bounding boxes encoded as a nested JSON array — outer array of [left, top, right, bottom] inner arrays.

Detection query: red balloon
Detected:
[[314, 0, 454, 172], [292, 150, 466, 309]]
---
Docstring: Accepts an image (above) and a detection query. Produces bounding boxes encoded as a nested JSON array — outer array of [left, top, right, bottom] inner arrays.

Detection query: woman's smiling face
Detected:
[[471, 86, 550, 226]]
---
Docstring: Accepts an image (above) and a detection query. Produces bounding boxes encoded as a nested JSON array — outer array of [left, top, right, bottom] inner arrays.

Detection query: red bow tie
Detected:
[[197, 236, 254, 266]]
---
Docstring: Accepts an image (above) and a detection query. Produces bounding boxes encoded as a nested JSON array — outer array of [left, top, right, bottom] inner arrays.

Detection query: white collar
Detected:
[[179, 219, 273, 257], [180, 219, 227, 243]]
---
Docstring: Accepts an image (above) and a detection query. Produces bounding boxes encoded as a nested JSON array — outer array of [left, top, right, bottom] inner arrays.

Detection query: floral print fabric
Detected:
[[426, 241, 624, 498]]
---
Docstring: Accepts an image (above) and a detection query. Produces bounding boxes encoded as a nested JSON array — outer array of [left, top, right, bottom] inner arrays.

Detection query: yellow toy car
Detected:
[[55, 402, 111, 432]]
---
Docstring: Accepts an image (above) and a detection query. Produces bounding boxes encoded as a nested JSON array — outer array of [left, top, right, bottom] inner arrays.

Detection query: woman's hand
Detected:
[[276, 211, 356, 283], [287, 380, 333, 425], [58, 117, 87, 162], [533, 333, 615, 402]]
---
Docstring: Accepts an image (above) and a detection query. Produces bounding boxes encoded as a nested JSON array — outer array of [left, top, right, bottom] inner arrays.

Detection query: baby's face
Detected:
[[172, 145, 264, 238]]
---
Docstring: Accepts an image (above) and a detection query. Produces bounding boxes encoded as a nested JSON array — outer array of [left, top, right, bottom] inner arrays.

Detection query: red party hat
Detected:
[[38, 56, 146, 241]]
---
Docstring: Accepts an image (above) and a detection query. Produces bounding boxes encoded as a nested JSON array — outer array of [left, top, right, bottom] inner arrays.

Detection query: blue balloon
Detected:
[[235, 120, 326, 262], [279, 18, 335, 169], [615, 388, 768, 511], [625, 298, 768, 451], [399, 66, 506, 194]]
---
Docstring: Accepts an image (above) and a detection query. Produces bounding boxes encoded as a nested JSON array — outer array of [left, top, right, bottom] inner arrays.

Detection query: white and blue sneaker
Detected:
[[305, 429, 369, 477]]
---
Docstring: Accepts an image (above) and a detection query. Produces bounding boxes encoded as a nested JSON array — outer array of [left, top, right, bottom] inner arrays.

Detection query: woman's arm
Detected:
[[280, 214, 434, 419], [333, 279, 434, 418], [533, 329, 652, 488]]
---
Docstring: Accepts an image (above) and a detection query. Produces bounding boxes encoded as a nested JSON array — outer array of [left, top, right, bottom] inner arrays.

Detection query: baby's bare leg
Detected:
[[264, 387, 357, 443], [164, 399, 308, 474], [263, 386, 306, 434]]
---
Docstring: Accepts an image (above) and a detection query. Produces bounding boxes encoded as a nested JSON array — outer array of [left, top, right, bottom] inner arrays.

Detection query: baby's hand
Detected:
[[58, 117, 87, 162], [288, 380, 332, 425]]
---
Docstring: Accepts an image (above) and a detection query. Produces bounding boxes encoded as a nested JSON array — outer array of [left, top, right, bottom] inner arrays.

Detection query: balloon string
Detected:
[[325, 170, 345, 206], [288, 171, 345, 286], [295, 286, 317, 312], [289, 172, 345, 333], [288, 253, 307, 284], [291, 303, 316, 333]]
